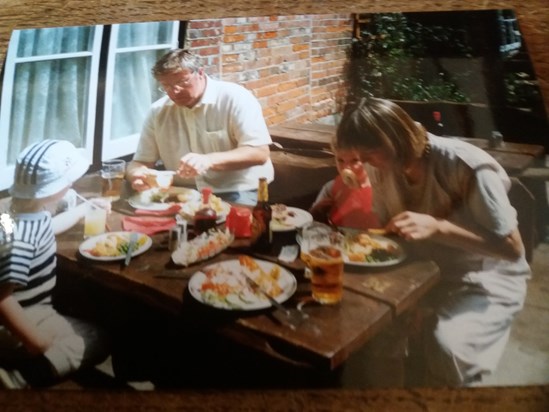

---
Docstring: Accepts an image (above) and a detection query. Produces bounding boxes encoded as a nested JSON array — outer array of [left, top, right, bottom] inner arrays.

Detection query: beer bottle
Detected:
[[194, 187, 217, 234], [253, 177, 272, 252]]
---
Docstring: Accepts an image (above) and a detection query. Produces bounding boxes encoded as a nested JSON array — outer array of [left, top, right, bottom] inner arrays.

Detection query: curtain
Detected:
[[8, 26, 94, 165], [109, 22, 174, 141]]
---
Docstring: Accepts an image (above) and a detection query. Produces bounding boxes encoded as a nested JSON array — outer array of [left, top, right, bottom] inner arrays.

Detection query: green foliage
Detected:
[[504, 71, 542, 108], [348, 13, 472, 103]]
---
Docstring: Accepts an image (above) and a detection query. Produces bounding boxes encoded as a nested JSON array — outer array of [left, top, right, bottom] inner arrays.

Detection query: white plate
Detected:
[[179, 199, 232, 223], [188, 259, 297, 310], [270, 206, 313, 232], [128, 187, 200, 211], [79, 231, 152, 261], [342, 231, 406, 268]]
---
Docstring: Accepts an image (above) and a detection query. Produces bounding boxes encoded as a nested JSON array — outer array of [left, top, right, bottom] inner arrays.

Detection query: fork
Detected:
[[240, 271, 308, 330]]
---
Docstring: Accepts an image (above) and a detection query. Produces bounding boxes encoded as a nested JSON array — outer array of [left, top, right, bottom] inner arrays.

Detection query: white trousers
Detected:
[[426, 271, 528, 386], [0, 303, 109, 378]]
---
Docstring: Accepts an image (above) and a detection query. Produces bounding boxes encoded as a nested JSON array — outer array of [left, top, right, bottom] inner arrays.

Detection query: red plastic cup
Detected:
[[226, 206, 252, 238]]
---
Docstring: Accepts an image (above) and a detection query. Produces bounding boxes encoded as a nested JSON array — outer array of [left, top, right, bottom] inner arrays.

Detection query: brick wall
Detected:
[[184, 14, 353, 126]]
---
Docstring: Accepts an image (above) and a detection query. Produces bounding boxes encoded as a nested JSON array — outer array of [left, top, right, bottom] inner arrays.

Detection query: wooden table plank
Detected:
[[459, 137, 545, 157], [233, 286, 393, 369], [343, 260, 440, 316], [269, 122, 545, 175], [55, 174, 440, 371]]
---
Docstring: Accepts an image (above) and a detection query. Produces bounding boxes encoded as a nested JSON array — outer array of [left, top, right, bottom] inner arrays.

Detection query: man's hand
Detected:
[[128, 167, 157, 192], [178, 153, 213, 177]]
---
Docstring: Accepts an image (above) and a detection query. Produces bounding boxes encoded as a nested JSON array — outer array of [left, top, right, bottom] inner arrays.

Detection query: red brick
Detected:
[[253, 40, 268, 49], [257, 31, 278, 40], [224, 34, 246, 43]]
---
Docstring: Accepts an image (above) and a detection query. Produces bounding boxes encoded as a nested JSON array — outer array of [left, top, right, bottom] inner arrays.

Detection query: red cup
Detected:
[[226, 206, 252, 238]]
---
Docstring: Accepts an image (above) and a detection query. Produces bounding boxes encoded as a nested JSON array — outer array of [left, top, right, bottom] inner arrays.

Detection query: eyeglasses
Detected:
[[158, 71, 197, 94]]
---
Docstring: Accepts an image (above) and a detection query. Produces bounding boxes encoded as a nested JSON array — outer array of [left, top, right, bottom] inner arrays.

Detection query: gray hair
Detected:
[[152, 49, 203, 78]]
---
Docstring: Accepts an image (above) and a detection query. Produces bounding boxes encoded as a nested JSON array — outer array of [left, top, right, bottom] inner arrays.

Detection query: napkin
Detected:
[[134, 204, 182, 216], [122, 216, 176, 235]]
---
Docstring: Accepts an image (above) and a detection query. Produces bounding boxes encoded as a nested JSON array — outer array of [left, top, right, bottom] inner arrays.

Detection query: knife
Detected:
[[124, 232, 139, 266]]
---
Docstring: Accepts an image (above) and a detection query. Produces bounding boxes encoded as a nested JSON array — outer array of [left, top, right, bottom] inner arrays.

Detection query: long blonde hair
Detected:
[[336, 98, 427, 167]]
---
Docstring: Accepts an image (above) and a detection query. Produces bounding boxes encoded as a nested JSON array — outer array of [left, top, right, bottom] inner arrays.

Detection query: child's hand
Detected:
[[309, 198, 334, 224]]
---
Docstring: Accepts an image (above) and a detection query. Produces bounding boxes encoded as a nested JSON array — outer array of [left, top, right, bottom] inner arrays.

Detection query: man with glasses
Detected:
[[126, 48, 274, 205]]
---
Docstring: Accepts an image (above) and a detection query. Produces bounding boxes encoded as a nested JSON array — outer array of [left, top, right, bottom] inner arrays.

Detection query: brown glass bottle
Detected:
[[252, 177, 272, 252], [194, 187, 217, 234]]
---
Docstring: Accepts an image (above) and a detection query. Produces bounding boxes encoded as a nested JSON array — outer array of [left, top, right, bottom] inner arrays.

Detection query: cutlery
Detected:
[[124, 232, 139, 266], [240, 269, 308, 330]]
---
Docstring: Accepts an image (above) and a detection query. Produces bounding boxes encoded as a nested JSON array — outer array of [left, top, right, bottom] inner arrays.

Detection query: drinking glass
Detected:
[[83, 206, 108, 238], [300, 224, 344, 304], [101, 159, 126, 201]]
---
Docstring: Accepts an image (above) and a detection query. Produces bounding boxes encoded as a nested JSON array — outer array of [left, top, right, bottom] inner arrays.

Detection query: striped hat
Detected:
[[9, 140, 90, 199]]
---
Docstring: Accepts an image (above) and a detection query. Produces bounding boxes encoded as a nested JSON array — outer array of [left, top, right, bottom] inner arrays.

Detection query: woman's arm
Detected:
[[387, 211, 524, 261], [0, 284, 53, 355]]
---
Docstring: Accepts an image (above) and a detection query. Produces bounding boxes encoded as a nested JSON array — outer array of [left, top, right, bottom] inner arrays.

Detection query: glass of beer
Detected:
[[101, 159, 126, 201], [301, 228, 345, 304], [299, 222, 332, 279]]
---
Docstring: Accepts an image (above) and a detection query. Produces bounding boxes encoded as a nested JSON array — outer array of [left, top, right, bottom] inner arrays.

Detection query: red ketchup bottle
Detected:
[[193, 188, 217, 234]]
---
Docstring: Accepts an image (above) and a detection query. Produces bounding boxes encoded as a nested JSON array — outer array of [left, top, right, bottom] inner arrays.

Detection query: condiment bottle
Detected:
[[193, 187, 217, 234], [252, 177, 272, 252], [432, 111, 445, 136]]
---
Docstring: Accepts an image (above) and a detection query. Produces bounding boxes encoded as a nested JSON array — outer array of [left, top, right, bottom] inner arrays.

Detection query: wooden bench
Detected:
[[269, 147, 336, 210]]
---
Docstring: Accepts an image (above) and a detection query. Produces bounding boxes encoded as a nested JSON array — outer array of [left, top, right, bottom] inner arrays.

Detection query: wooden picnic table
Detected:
[[269, 121, 546, 175], [54, 174, 440, 371]]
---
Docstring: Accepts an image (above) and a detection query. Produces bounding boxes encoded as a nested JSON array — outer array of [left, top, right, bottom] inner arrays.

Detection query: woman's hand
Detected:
[[387, 211, 440, 241]]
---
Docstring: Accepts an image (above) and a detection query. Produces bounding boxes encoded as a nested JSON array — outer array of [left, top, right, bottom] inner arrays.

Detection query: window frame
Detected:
[[0, 21, 181, 193], [101, 22, 180, 161], [0, 26, 103, 191]]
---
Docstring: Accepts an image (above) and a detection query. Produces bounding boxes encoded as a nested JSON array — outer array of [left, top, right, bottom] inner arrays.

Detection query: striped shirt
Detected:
[[0, 211, 56, 307]]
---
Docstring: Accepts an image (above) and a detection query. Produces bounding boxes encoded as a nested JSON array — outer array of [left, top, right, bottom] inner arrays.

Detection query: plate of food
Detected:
[[171, 228, 234, 267], [342, 230, 405, 267], [270, 204, 313, 232], [188, 255, 297, 310], [178, 194, 231, 223], [79, 231, 152, 261], [128, 187, 200, 211]]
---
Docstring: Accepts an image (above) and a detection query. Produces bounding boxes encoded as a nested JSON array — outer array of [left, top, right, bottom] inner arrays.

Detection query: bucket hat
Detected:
[[9, 140, 90, 199]]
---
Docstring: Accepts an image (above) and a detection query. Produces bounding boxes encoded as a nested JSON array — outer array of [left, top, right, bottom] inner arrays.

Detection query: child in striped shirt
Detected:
[[0, 140, 110, 389]]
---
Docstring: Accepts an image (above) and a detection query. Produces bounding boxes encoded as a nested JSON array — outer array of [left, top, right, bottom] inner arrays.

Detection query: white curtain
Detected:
[[109, 22, 173, 141], [7, 26, 94, 164]]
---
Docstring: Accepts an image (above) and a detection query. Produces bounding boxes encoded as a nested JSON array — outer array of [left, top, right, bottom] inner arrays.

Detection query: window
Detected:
[[102, 22, 179, 160], [0, 21, 179, 192]]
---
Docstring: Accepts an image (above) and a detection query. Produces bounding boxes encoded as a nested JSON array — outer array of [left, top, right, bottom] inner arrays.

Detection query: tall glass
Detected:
[[101, 159, 126, 201], [83, 206, 108, 238], [300, 226, 344, 304], [299, 222, 332, 279]]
